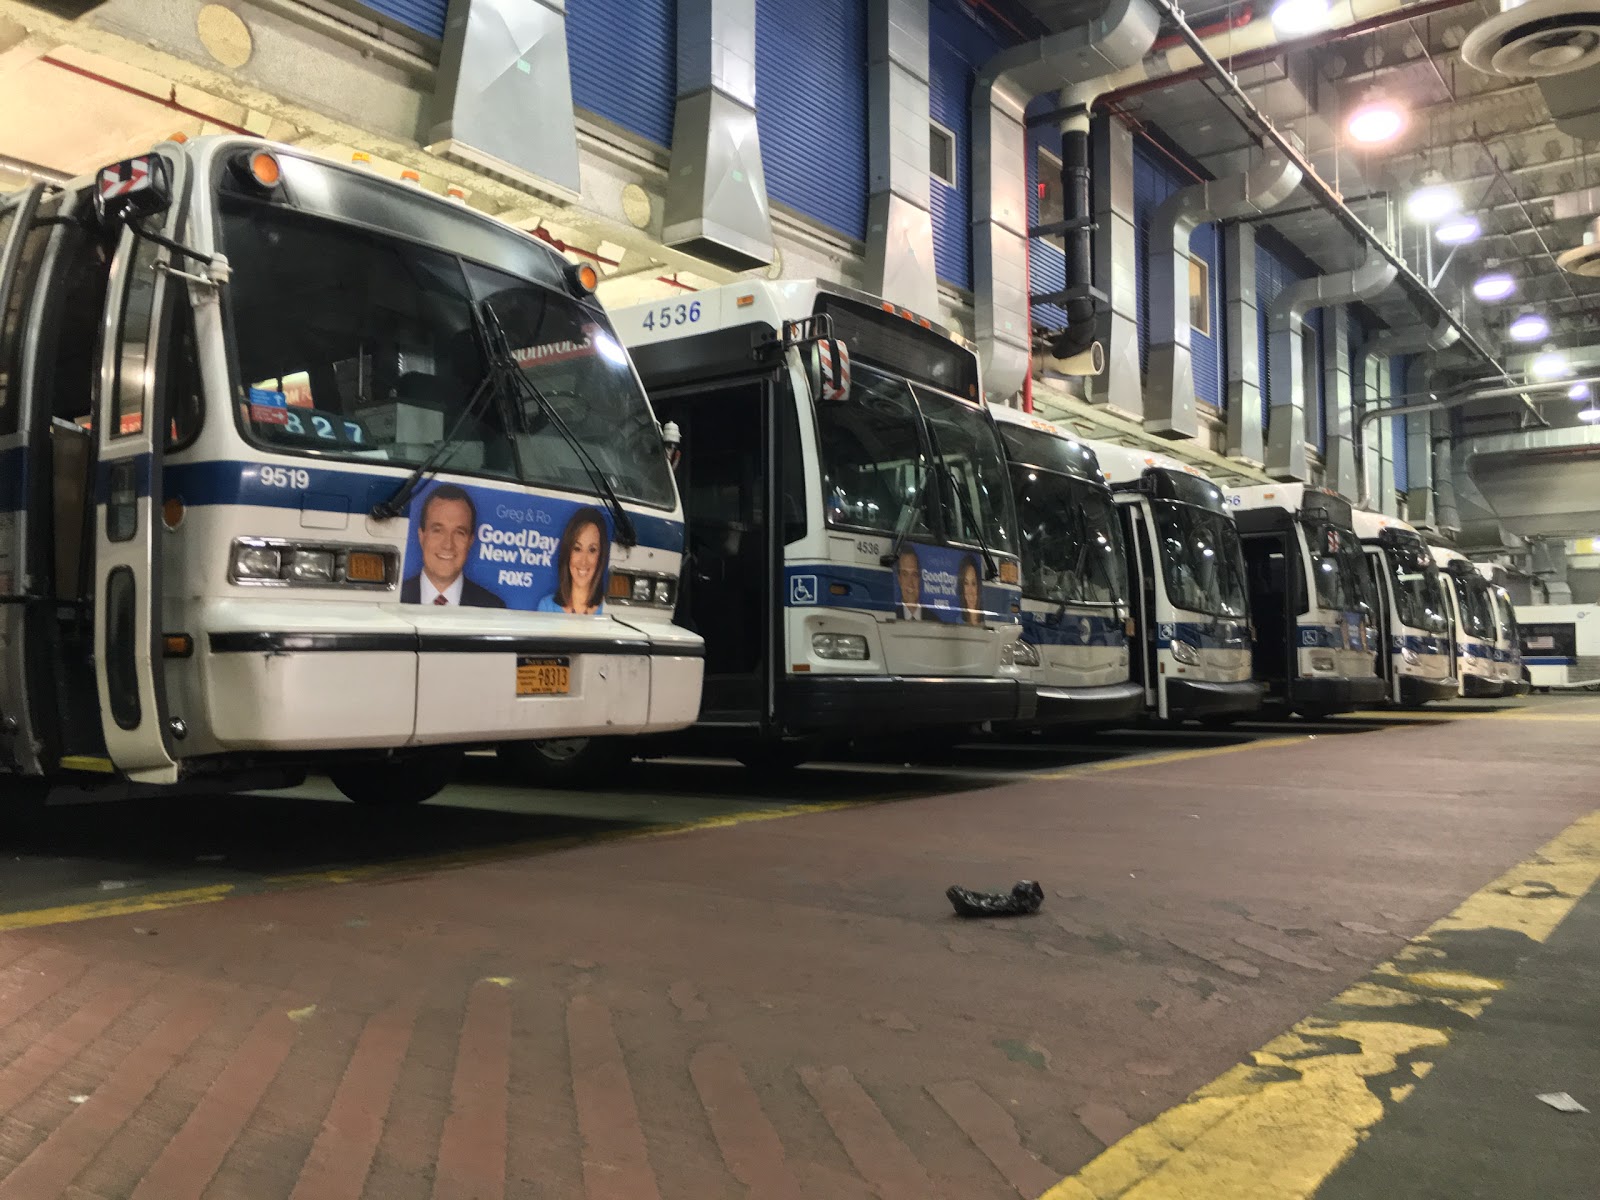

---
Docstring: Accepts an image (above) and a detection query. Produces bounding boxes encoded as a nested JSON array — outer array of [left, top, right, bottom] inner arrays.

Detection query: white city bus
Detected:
[[1478, 564, 1529, 695], [1433, 546, 1506, 697], [1352, 510, 1456, 706], [1087, 443, 1262, 723], [1227, 485, 1384, 716], [989, 409, 1143, 728], [0, 137, 702, 805], [585, 279, 1031, 769]]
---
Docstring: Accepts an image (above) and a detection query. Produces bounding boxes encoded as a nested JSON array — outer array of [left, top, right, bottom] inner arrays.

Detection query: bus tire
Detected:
[[497, 737, 627, 786], [330, 750, 460, 807]]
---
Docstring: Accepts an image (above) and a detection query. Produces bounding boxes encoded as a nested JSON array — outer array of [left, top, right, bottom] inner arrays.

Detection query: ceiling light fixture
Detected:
[[1570, 383, 1592, 401], [1580, 407, 1600, 422], [1530, 348, 1572, 379], [1346, 98, 1407, 145], [1435, 215, 1481, 245], [1270, 0, 1333, 36], [1508, 311, 1551, 342], [1407, 182, 1462, 222], [1472, 271, 1517, 301]]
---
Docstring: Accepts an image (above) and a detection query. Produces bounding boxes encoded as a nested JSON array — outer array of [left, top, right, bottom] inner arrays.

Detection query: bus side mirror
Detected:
[[92, 155, 173, 231], [807, 337, 851, 403]]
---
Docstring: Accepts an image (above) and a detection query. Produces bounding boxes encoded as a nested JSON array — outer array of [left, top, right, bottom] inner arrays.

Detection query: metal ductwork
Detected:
[[1265, 244, 1397, 481], [1433, 426, 1460, 533], [865, 0, 937, 313], [1146, 154, 1300, 439], [1223, 221, 1263, 463], [1463, 0, 1600, 141], [1086, 113, 1140, 415], [1048, 119, 1097, 365], [1456, 422, 1600, 546], [661, 0, 774, 271], [972, 0, 1159, 402], [1322, 309, 1361, 500], [428, 0, 581, 202], [1365, 316, 1461, 360]]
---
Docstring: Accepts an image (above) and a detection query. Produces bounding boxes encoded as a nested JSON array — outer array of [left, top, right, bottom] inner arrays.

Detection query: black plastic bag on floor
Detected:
[[946, 880, 1044, 918]]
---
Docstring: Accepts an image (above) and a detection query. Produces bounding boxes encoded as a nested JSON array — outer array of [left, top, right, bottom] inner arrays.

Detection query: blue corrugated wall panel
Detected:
[[1391, 356, 1409, 492], [355, 0, 446, 38], [1255, 243, 1321, 439], [756, 0, 869, 240], [1131, 142, 1221, 408], [569, 0, 676, 147], [1027, 105, 1067, 331], [928, 0, 1007, 289]]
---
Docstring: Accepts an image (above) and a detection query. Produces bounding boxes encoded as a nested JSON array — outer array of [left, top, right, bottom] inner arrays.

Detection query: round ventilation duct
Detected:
[[1556, 216, 1600, 276], [1462, 0, 1600, 77]]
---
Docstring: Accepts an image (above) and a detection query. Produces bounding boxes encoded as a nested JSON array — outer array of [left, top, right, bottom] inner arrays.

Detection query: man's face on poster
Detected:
[[897, 552, 920, 608], [418, 497, 474, 589]]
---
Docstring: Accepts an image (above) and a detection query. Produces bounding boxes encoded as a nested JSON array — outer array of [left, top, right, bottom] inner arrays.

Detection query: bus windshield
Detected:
[[1387, 538, 1449, 632], [221, 199, 675, 508], [1454, 573, 1494, 639], [1494, 587, 1518, 647], [817, 365, 1014, 555], [1152, 500, 1248, 618], [1307, 521, 1372, 614], [1011, 467, 1126, 606]]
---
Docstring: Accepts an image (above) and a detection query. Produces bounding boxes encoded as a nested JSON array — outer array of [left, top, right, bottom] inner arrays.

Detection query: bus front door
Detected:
[[1239, 532, 1293, 701], [653, 378, 777, 728]]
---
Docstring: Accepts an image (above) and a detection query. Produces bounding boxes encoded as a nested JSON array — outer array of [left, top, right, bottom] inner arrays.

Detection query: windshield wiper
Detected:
[[480, 300, 638, 548], [878, 455, 933, 568], [369, 326, 503, 520]]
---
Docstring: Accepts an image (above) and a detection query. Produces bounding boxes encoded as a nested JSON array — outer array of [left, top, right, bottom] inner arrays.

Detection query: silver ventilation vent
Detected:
[[1462, 0, 1600, 77], [1556, 215, 1600, 276]]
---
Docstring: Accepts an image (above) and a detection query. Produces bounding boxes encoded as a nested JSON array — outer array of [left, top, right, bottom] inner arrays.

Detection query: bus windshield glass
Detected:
[[816, 366, 1014, 555], [1011, 467, 1126, 606], [1307, 521, 1371, 613], [1454, 573, 1494, 639], [1152, 500, 1248, 617], [220, 199, 675, 508], [1387, 536, 1449, 632], [1494, 587, 1518, 646]]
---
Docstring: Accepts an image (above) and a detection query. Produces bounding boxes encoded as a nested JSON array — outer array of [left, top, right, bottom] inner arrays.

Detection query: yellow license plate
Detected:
[[516, 655, 570, 696]]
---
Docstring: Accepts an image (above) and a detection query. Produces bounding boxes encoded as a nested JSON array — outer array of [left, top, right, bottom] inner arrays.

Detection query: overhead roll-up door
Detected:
[[346, 0, 448, 40], [568, 0, 676, 147]]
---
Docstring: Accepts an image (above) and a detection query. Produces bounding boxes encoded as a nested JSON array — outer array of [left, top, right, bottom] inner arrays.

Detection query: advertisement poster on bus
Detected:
[[399, 481, 612, 614], [889, 542, 987, 626]]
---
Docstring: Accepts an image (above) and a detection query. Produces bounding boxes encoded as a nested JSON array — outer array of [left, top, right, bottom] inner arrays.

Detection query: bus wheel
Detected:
[[497, 737, 626, 786], [330, 750, 460, 807]]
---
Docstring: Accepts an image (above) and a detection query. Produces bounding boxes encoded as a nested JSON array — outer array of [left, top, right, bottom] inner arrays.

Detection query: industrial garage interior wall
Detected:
[[927, 0, 1008, 290], [755, 0, 870, 240], [349, 0, 447, 39], [1131, 140, 1223, 411], [1027, 95, 1067, 331], [568, 0, 676, 146], [1256, 237, 1328, 455], [1391, 356, 1410, 494]]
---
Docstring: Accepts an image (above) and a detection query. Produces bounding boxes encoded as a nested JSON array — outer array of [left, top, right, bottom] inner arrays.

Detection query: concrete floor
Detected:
[[0, 696, 1593, 1198]]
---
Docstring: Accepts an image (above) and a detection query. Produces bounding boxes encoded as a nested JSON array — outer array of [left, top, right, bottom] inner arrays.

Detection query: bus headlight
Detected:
[[812, 633, 868, 661], [631, 575, 653, 603], [653, 578, 675, 606], [233, 544, 282, 580], [283, 548, 335, 584], [1007, 640, 1041, 667], [1311, 652, 1336, 673], [1401, 648, 1420, 666], [607, 570, 677, 608], [230, 539, 395, 588], [1169, 638, 1200, 666]]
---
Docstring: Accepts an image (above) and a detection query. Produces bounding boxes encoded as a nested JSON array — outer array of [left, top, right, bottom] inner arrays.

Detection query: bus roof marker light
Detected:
[[1472, 271, 1516, 302], [229, 149, 280, 192], [565, 262, 599, 296], [1508, 311, 1549, 341]]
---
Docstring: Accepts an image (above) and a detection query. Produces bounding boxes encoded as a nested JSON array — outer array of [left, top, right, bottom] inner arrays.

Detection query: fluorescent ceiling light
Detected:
[[1530, 350, 1571, 379], [1435, 215, 1481, 245], [1407, 184, 1462, 222], [1579, 407, 1600, 422], [1347, 101, 1407, 145], [1271, 0, 1333, 36], [1472, 272, 1516, 302], [1570, 383, 1592, 401], [1508, 312, 1550, 342]]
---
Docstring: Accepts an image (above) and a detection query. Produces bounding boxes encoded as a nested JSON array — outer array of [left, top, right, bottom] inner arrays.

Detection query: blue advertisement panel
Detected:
[[399, 481, 612, 614], [888, 542, 988, 625]]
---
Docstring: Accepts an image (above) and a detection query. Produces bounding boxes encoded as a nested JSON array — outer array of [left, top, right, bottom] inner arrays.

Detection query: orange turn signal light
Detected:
[[162, 497, 184, 529], [163, 633, 194, 659], [345, 551, 388, 584], [566, 262, 600, 295], [249, 151, 281, 188]]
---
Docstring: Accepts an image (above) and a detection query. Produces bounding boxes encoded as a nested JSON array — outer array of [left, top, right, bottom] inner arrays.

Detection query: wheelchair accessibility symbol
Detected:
[[789, 574, 819, 606], [1300, 628, 1320, 647]]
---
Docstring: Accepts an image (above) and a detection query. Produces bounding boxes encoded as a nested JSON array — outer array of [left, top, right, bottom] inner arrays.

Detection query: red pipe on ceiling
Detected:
[[39, 54, 254, 135]]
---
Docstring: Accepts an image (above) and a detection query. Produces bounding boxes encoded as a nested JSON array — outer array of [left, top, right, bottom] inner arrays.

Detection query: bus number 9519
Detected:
[[260, 466, 311, 490]]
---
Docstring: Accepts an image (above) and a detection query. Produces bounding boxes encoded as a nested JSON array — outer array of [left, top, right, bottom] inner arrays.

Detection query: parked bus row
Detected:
[[0, 138, 1526, 808]]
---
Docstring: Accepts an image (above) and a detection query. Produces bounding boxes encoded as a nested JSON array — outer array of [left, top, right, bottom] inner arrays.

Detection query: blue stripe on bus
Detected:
[[1457, 642, 1495, 659], [1526, 656, 1574, 666], [782, 562, 1020, 623], [162, 460, 686, 553], [1159, 620, 1248, 650], [1390, 634, 1449, 655], [1021, 611, 1126, 648]]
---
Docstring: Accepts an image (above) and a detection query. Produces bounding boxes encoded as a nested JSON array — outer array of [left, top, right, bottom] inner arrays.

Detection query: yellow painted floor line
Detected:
[[0, 885, 236, 933], [1032, 736, 1309, 781], [1040, 807, 1600, 1200]]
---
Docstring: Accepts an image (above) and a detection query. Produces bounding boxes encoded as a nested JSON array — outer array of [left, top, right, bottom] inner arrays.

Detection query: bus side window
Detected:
[[45, 227, 111, 426], [0, 220, 52, 437], [165, 300, 202, 448], [779, 392, 806, 545]]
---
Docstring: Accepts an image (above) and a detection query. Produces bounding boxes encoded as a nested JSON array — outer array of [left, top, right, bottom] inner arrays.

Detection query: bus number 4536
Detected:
[[640, 301, 702, 331]]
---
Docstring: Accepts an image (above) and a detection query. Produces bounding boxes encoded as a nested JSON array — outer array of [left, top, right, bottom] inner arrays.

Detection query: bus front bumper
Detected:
[[1461, 673, 1509, 699], [1003, 680, 1147, 731], [1289, 674, 1387, 714], [777, 675, 1036, 736], [1166, 678, 1265, 721], [1400, 673, 1461, 705]]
